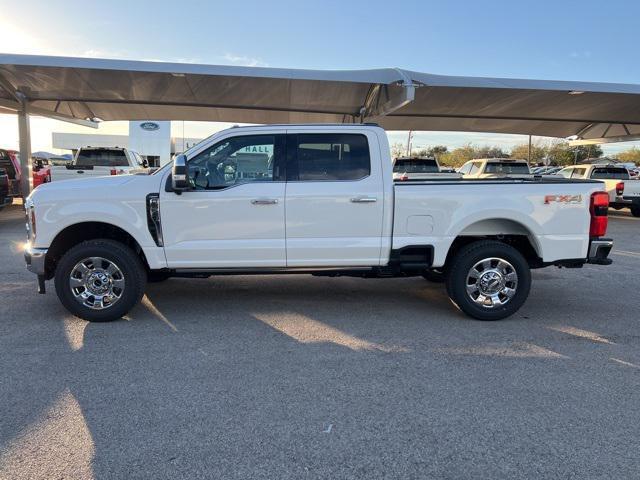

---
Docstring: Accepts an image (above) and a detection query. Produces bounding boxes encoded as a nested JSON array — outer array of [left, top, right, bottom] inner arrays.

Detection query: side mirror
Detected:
[[142, 159, 149, 168], [171, 154, 189, 191]]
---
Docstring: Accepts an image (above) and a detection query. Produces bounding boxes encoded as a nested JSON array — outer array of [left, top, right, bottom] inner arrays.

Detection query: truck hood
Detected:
[[28, 174, 144, 203]]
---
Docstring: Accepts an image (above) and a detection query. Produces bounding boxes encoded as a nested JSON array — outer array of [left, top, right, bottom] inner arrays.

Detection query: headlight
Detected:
[[24, 201, 36, 240], [30, 206, 36, 239]]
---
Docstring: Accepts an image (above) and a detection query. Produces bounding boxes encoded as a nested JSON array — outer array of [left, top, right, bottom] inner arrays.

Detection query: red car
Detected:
[[0, 149, 21, 197], [0, 149, 52, 196], [32, 157, 52, 188]]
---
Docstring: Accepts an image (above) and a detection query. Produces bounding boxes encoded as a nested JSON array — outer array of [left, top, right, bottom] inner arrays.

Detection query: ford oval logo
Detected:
[[140, 122, 160, 131]]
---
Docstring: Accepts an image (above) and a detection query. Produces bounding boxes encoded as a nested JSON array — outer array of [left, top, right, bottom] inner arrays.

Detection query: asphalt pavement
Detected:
[[1, 203, 639, 479]]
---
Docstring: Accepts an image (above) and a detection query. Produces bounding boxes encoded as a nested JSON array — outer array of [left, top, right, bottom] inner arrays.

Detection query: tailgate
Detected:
[[50, 165, 115, 182], [622, 180, 640, 199]]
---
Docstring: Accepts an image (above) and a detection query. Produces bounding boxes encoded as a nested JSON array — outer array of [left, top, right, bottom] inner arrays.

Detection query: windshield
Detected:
[[590, 167, 630, 180], [76, 149, 128, 167], [484, 162, 530, 174], [393, 159, 439, 173]]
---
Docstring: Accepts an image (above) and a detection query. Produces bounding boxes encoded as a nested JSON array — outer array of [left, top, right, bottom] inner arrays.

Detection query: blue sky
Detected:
[[1, 0, 639, 153]]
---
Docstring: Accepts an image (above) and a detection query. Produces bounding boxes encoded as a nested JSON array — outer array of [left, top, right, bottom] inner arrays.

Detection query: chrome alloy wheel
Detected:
[[69, 257, 125, 310], [465, 257, 518, 309]]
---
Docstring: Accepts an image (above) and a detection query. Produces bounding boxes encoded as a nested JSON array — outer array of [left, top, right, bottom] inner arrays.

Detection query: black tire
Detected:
[[445, 240, 531, 321], [147, 270, 172, 283], [631, 205, 640, 218], [54, 239, 147, 322], [422, 269, 445, 283]]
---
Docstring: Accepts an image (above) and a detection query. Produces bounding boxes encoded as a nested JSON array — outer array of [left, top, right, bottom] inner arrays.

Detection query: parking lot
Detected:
[[0, 203, 639, 479]]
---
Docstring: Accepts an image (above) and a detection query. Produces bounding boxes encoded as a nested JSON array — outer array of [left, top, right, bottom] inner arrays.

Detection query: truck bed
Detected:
[[392, 177, 605, 267]]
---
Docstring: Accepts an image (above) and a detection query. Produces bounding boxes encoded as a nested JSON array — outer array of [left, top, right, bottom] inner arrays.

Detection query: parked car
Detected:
[[48, 147, 148, 182], [556, 164, 640, 216], [24, 124, 613, 323], [32, 158, 52, 188], [458, 158, 531, 178], [392, 157, 461, 180], [0, 167, 10, 209], [0, 149, 21, 197]]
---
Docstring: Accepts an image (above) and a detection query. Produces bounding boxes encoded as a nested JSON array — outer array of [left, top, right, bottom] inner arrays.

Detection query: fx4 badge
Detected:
[[544, 194, 583, 204]]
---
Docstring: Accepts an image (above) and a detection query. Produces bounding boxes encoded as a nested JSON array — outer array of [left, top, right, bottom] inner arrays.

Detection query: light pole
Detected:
[[406, 130, 413, 156]]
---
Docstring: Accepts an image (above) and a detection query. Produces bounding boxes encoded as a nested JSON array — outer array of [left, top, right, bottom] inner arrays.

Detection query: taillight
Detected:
[[616, 182, 624, 196], [399, 175, 409, 181], [589, 191, 609, 237], [110, 168, 117, 175]]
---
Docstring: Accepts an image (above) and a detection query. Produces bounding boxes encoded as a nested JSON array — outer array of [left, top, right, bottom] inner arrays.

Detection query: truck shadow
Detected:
[[1, 273, 582, 479]]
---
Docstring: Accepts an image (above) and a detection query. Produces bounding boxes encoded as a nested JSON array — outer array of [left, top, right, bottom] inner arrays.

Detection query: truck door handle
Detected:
[[251, 198, 278, 205], [350, 197, 377, 203]]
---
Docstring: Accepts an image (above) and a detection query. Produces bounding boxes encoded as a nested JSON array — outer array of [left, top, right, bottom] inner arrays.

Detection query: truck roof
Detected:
[[228, 123, 381, 129], [471, 158, 528, 163]]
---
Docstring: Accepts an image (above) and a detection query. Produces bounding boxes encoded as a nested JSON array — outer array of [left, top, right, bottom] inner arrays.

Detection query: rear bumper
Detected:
[[587, 238, 613, 265], [622, 196, 640, 205], [24, 244, 48, 275]]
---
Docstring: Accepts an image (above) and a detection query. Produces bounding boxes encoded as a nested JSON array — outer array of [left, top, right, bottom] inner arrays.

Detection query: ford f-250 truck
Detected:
[[556, 163, 640, 216], [48, 146, 148, 182], [24, 124, 613, 322]]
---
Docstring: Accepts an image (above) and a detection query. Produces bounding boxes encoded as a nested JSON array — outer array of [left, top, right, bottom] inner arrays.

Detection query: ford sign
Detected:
[[140, 122, 160, 131]]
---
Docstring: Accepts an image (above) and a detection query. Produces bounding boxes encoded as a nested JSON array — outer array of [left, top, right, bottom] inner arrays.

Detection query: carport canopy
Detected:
[[3, 53, 640, 196]]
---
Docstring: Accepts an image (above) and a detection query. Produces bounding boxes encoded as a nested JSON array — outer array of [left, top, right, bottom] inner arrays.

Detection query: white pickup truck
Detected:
[[392, 157, 462, 181], [49, 146, 148, 182], [24, 124, 613, 323], [556, 164, 640, 216]]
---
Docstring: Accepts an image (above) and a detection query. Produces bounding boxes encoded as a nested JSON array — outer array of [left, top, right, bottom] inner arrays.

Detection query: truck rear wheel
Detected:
[[631, 205, 640, 217], [445, 240, 531, 321], [54, 239, 147, 322]]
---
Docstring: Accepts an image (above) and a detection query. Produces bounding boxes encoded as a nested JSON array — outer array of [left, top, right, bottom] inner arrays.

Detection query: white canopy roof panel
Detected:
[[2, 54, 640, 141]]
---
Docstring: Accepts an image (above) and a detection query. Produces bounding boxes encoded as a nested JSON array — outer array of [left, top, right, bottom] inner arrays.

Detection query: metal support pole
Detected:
[[16, 93, 32, 200], [528, 135, 532, 163]]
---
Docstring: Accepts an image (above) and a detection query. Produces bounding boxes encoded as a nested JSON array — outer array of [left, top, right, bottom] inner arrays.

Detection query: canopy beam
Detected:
[[16, 93, 32, 201]]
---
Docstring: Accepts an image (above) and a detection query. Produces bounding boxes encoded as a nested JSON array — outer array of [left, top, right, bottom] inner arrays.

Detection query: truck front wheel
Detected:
[[630, 205, 640, 217], [54, 239, 147, 322], [445, 240, 531, 321]]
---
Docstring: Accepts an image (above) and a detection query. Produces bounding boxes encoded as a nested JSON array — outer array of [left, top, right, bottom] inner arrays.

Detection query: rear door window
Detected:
[[468, 162, 482, 175], [571, 168, 587, 178], [76, 149, 129, 167], [289, 134, 370, 181]]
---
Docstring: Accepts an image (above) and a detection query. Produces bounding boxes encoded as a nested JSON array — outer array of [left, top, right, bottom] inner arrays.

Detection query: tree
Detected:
[[543, 141, 603, 166], [390, 142, 406, 160], [509, 143, 547, 164], [439, 144, 477, 167], [574, 144, 603, 162], [427, 145, 448, 158], [616, 147, 640, 164], [476, 146, 508, 159]]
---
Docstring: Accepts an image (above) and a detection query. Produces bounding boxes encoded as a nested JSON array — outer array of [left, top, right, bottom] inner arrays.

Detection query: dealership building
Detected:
[[52, 121, 203, 167]]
